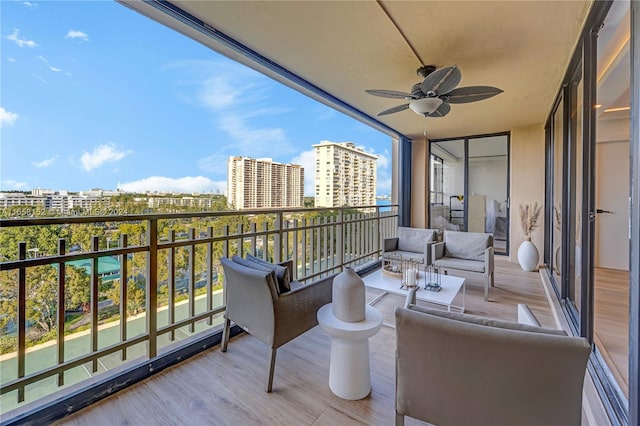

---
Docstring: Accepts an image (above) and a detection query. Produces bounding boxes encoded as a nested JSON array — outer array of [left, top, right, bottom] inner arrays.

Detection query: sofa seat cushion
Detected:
[[397, 227, 435, 253], [386, 250, 425, 263], [444, 231, 490, 261], [433, 257, 485, 273]]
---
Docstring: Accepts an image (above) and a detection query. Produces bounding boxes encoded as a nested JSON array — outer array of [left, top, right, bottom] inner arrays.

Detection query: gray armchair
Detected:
[[383, 227, 437, 265], [220, 256, 333, 392], [431, 230, 494, 301], [395, 296, 591, 426]]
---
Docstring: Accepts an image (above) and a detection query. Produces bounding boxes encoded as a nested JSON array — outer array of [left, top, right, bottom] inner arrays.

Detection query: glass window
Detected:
[[569, 65, 583, 314], [430, 154, 444, 205], [552, 98, 564, 283], [593, 0, 631, 398]]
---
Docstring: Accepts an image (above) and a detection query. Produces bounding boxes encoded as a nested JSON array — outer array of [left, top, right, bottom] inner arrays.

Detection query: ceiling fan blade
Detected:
[[421, 65, 461, 96], [428, 102, 451, 118], [377, 103, 410, 116], [365, 89, 414, 99], [445, 86, 504, 104]]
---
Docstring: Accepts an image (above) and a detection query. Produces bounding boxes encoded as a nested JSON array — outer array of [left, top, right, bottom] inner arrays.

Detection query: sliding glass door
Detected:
[[429, 133, 510, 255]]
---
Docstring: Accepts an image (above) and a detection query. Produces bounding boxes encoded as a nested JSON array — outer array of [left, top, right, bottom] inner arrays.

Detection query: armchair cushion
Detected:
[[433, 257, 485, 273], [443, 230, 491, 261], [397, 227, 435, 253], [232, 255, 291, 294], [246, 254, 291, 293]]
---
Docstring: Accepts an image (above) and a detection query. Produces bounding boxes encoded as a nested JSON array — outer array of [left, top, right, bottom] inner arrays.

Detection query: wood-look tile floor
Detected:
[[56, 258, 593, 425]]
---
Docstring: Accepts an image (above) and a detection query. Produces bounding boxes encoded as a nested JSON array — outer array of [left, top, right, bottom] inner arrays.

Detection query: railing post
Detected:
[[120, 234, 129, 358], [223, 225, 229, 258], [236, 224, 244, 257], [57, 239, 66, 386], [206, 226, 213, 326], [337, 209, 344, 271], [147, 219, 158, 359], [167, 230, 175, 341], [91, 236, 99, 372], [275, 211, 283, 263], [17, 242, 26, 402], [188, 228, 196, 333], [376, 206, 381, 259], [293, 219, 299, 279], [309, 218, 315, 275], [250, 223, 257, 257], [301, 218, 307, 277], [329, 215, 335, 270]]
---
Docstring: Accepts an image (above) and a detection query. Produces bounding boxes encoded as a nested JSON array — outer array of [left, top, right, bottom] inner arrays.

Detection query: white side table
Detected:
[[317, 304, 383, 400]]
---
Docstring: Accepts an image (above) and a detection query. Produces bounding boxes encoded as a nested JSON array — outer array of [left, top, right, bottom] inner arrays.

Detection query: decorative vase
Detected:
[[518, 239, 539, 272], [332, 267, 365, 322]]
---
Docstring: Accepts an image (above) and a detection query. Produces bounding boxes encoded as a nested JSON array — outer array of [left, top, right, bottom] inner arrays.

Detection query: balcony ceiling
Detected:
[[123, 1, 593, 140]]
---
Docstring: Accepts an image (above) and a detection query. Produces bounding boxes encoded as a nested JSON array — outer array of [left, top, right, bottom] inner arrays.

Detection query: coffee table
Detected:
[[363, 268, 465, 312]]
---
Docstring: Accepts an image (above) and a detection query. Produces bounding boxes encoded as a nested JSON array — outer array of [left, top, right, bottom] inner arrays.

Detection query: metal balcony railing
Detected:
[[0, 205, 398, 412]]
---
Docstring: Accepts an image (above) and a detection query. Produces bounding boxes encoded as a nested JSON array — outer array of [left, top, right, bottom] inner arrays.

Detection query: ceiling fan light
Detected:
[[409, 97, 443, 115]]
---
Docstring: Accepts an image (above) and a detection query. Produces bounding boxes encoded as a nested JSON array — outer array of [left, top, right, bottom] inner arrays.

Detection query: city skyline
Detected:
[[1, 1, 392, 197]]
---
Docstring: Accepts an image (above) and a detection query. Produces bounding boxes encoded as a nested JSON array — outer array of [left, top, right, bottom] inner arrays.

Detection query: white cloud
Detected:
[[32, 74, 47, 84], [0, 107, 19, 127], [0, 179, 29, 190], [165, 60, 295, 172], [7, 57, 16, 63], [32, 156, 58, 168], [199, 76, 243, 110], [198, 153, 230, 173], [37, 56, 62, 72], [5, 29, 38, 48], [22, 2, 38, 9], [118, 176, 226, 194], [80, 143, 132, 171], [291, 150, 316, 197], [65, 30, 89, 42], [218, 114, 286, 151]]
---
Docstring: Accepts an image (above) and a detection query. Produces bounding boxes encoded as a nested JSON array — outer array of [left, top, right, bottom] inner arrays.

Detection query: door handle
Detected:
[[596, 209, 613, 214]]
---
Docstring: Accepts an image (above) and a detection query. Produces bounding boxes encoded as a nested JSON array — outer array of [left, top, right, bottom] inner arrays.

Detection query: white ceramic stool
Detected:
[[317, 304, 383, 400]]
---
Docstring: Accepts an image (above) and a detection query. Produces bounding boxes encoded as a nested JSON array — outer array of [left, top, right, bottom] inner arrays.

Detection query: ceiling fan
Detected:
[[365, 65, 503, 118]]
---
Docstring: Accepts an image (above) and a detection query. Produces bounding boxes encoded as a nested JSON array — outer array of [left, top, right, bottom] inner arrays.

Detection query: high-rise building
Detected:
[[227, 157, 304, 210], [313, 141, 377, 208]]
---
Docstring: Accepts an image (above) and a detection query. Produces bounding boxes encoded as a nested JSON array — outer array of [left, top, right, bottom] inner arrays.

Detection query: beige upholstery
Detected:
[[383, 227, 437, 265], [395, 303, 591, 426], [220, 257, 333, 392], [431, 230, 495, 301]]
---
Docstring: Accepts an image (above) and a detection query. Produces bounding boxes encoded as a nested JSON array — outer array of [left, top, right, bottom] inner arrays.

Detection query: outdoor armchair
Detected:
[[395, 292, 591, 426], [383, 227, 437, 265], [431, 230, 494, 301], [220, 256, 333, 392]]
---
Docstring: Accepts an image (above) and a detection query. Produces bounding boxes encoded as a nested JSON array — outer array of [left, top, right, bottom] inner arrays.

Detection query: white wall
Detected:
[[469, 156, 508, 212]]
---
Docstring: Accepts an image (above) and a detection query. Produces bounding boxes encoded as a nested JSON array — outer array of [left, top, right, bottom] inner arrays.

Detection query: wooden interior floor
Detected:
[[594, 267, 629, 398], [56, 258, 599, 425]]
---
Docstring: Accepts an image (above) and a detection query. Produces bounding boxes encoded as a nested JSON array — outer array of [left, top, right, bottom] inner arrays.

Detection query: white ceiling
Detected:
[[122, 1, 594, 141]]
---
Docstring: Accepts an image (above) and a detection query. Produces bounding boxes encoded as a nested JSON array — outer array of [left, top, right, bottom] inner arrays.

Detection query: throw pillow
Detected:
[[231, 255, 281, 295], [246, 254, 291, 294]]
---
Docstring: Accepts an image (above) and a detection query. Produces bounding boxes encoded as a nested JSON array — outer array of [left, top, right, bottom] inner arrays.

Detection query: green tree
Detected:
[[26, 266, 58, 333], [65, 266, 90, 311]]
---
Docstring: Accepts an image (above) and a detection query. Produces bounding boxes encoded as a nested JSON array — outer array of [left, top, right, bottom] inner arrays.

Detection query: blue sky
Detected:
[[1, 1, 392, 196]]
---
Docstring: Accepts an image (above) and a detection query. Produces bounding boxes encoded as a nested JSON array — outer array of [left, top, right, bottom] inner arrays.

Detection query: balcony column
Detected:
[[398, 136, 412, 227]]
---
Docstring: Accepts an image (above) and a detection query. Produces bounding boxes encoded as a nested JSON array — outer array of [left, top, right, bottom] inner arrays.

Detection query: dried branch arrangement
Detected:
[[519, 202, 542, 240]]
